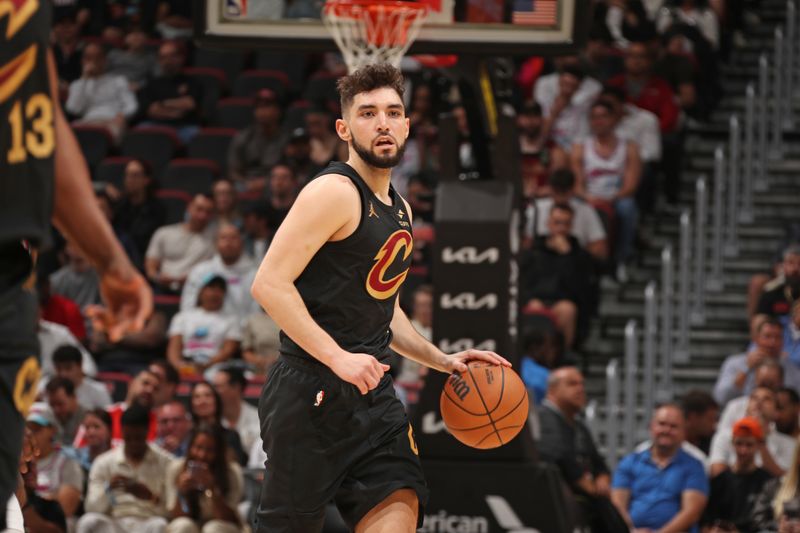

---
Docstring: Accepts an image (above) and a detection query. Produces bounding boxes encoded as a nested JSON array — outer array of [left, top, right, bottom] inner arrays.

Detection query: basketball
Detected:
[[439, 361, 529, 449]]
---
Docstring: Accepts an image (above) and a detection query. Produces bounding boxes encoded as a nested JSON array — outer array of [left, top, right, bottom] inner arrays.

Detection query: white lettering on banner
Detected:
[[440, 293, 498, 310], [438, 338, 497, 352], [441, 247, 500, 264], [421, 496, 541, 533], [422, 411, 448, 434]]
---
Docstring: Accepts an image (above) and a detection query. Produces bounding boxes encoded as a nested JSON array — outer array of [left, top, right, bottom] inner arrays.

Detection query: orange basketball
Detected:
[[440, 361, 529, 449]]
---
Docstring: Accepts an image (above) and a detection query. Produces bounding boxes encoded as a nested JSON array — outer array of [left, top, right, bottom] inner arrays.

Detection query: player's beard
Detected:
[[351, 135, 406, 169]]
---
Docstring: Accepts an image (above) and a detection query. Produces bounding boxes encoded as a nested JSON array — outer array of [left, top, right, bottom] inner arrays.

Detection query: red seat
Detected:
[[214, 97, 254, 130], [73, 124, 114, 176], [121, 126, 181, 178], [182, 67, 229, 123], [187, 128, 237, 175], [155, 188, 193, 225], [161, 158, 220, 196], [233, 69, 289, 101]]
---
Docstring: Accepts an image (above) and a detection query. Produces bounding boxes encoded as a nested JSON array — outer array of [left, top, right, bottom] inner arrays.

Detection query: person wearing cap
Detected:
[[180, 223, 257, 322], [702, 417, 773, 532], [710, 386, 797, 478], [26, 403, 84, 520], [167, 275, 242, 376], [227, 88, 288, 190]]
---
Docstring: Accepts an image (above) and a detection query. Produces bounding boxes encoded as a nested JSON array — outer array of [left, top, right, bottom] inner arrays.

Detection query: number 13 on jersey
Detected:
[[7, 93, 54, 164]]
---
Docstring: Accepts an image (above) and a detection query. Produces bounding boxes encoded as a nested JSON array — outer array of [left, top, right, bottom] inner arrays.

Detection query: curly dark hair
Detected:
[[336, 63, 405, 114]]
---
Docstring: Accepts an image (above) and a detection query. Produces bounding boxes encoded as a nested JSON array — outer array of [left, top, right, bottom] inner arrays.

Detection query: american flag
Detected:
[[512, 0, 558, 26]]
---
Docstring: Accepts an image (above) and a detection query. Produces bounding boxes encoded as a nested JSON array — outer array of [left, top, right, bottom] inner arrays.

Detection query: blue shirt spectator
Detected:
[[521, 356, 549, 404]]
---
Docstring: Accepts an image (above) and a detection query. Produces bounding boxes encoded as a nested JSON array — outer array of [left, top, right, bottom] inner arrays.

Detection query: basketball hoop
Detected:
[[323, 0, 429, 73]]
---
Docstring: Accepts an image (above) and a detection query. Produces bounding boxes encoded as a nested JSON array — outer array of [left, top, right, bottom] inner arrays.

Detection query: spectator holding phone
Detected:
[[164, 424, 242, 533]]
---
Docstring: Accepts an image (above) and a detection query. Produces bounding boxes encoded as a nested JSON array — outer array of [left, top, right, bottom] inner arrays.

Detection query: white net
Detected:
[[323, 1, 429, 73]]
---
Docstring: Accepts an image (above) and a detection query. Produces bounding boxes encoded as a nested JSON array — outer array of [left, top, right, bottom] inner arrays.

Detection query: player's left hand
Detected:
[[443, 350, 511, 374], [94, 263, 153, 342]]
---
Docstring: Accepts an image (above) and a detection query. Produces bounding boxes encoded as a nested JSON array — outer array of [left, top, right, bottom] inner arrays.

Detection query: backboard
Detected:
[[194, 0, 590, 56]]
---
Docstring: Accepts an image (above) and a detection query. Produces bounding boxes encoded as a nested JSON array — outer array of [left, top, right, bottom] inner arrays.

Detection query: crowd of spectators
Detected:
[[19, 0, 798, 530]]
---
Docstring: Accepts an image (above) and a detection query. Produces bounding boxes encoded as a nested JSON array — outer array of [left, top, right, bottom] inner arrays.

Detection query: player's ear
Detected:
[[404, 117, 410, 139], [335, 118, 350, 142]]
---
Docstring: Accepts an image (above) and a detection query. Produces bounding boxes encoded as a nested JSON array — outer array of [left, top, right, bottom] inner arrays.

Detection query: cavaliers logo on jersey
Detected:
[[0, 0, 38, 39], [366, 229, 413, 300]]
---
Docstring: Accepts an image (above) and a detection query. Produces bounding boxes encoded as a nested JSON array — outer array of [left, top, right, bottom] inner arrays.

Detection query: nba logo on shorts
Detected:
[[225, 0, 247, 17], [314, 390, 325, 407]]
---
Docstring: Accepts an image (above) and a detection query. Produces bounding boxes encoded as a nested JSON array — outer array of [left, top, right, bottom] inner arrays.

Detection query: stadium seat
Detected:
[[72, 124, 114, 176], [121, 126, 181, 178], [214, 97, 254, 130], [193, 48, 249, 89], [302, 73, 339, 106], [187, 128, 237, 175], [95, 156, 133, 190], [232, 69, 290, 101], [284, 100, 310, 132], [182, 67, 228, 124], [155, 188, 192, 225], [154, 293, 181, 324], [253, 50, 308, 93], [161, 158, 220, 196]]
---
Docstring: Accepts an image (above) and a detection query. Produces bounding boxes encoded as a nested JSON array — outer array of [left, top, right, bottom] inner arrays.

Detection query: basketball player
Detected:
[[250, 64, 510, 532], [0, 2, 151, 525]]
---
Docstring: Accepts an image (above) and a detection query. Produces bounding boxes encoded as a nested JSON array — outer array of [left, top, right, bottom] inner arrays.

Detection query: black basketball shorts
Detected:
[[255, 353, 429, 532], [0, 283, 41, 530]]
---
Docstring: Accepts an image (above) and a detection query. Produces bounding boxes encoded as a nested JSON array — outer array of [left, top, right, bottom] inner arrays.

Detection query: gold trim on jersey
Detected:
[[0, 43, 36, 104], [0, 0, 38, 39]]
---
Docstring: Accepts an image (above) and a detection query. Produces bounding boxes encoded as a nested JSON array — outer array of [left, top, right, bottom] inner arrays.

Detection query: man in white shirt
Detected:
[[65, 42, 138, 143], [50, 345, 111, 410], [212, 367, 260, 452], [180, 223, 257, 322], [525, 168, 609, 261], [145, 193, 216, 294], [77, 404, 171, 533], [718, 360, 783, 431], [535, 59, 601, 149], [38, 319, 97, 381]]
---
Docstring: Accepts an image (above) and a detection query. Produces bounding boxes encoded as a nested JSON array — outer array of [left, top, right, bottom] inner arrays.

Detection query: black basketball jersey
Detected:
[[280, 162, 414, 362], [0, 0, 55, 246]]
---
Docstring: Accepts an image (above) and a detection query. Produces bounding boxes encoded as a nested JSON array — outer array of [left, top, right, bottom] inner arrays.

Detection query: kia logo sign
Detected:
[[438, 339, 497, 352], [441, 247, 500, 264], [440, 293, 498, 310]]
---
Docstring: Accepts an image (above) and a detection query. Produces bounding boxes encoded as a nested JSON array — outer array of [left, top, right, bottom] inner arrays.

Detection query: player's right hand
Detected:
[[330, 352, 390, 395]]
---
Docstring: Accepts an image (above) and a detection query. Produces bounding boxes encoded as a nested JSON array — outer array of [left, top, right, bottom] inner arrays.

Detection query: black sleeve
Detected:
[[756, 290, 776, 316], [580, 423, 609, 478], [537, 408, 584, 485]]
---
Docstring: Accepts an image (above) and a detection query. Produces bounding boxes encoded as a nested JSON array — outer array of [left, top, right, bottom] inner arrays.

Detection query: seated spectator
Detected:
[[655, 31, 701, 116], [282, 127, 320, 185], [113, 158, 166, 263], [776, 388, 800, 439], [168, 275, 242, 375], [751, 444, 800, 531], [534, 58, 601, 149], [89, 369, 161, 447], [714, 318, 800, 406], [50, 243, 101, 311], [784, 300, 800, 366], [153, 0, 194, 39], [702, 418, 774, 532], [681, 390, 719, 457], [242, 202, 272, 261], [65, 42, 138, 143], [38, 320, 97, 382], [581, 23, 625, 83], [52, 13, 83, 91], [77, 404, 171, 533], [65, 409, 113, 477], [517, 101, 568, 200], [611, 403, 708, 533], [137, 40, 203, 144], [189, 382, 246, 465], [89, 310, 169, 374], [155, 401, 193, 458], [571, 100, 641, 281], [394, 286, 432, 405], [719, 360, 783, 431], [210, 179, 243, 229], [227, 89, 286, 189], [38, 273, 86, 341], [241, 306, 281, 376], [265, 163, 300, 229], [46, 377, 87, 446], [306, 105, 348, 167], [107, 27, 158, 92], [212, 367, 260, 456], [145, 193, 215, 294], [656, 0, 720, 50], [710, 387, 796, 477], [520, 203, 595, 347], [51, 345, 111, 410], [537, 368, 620, 531], [520, 327, 568, 404], [149, 360, 180, 407], [180, 224, 256, 321], [27, 404, 84, 520], [96, 190, 143, 271], [19, 459, 68, 533], [757, 245, 800, 318], [164, 424, 243, 533], [597, 85, 661, 214], [525, 168, 609, 262]]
